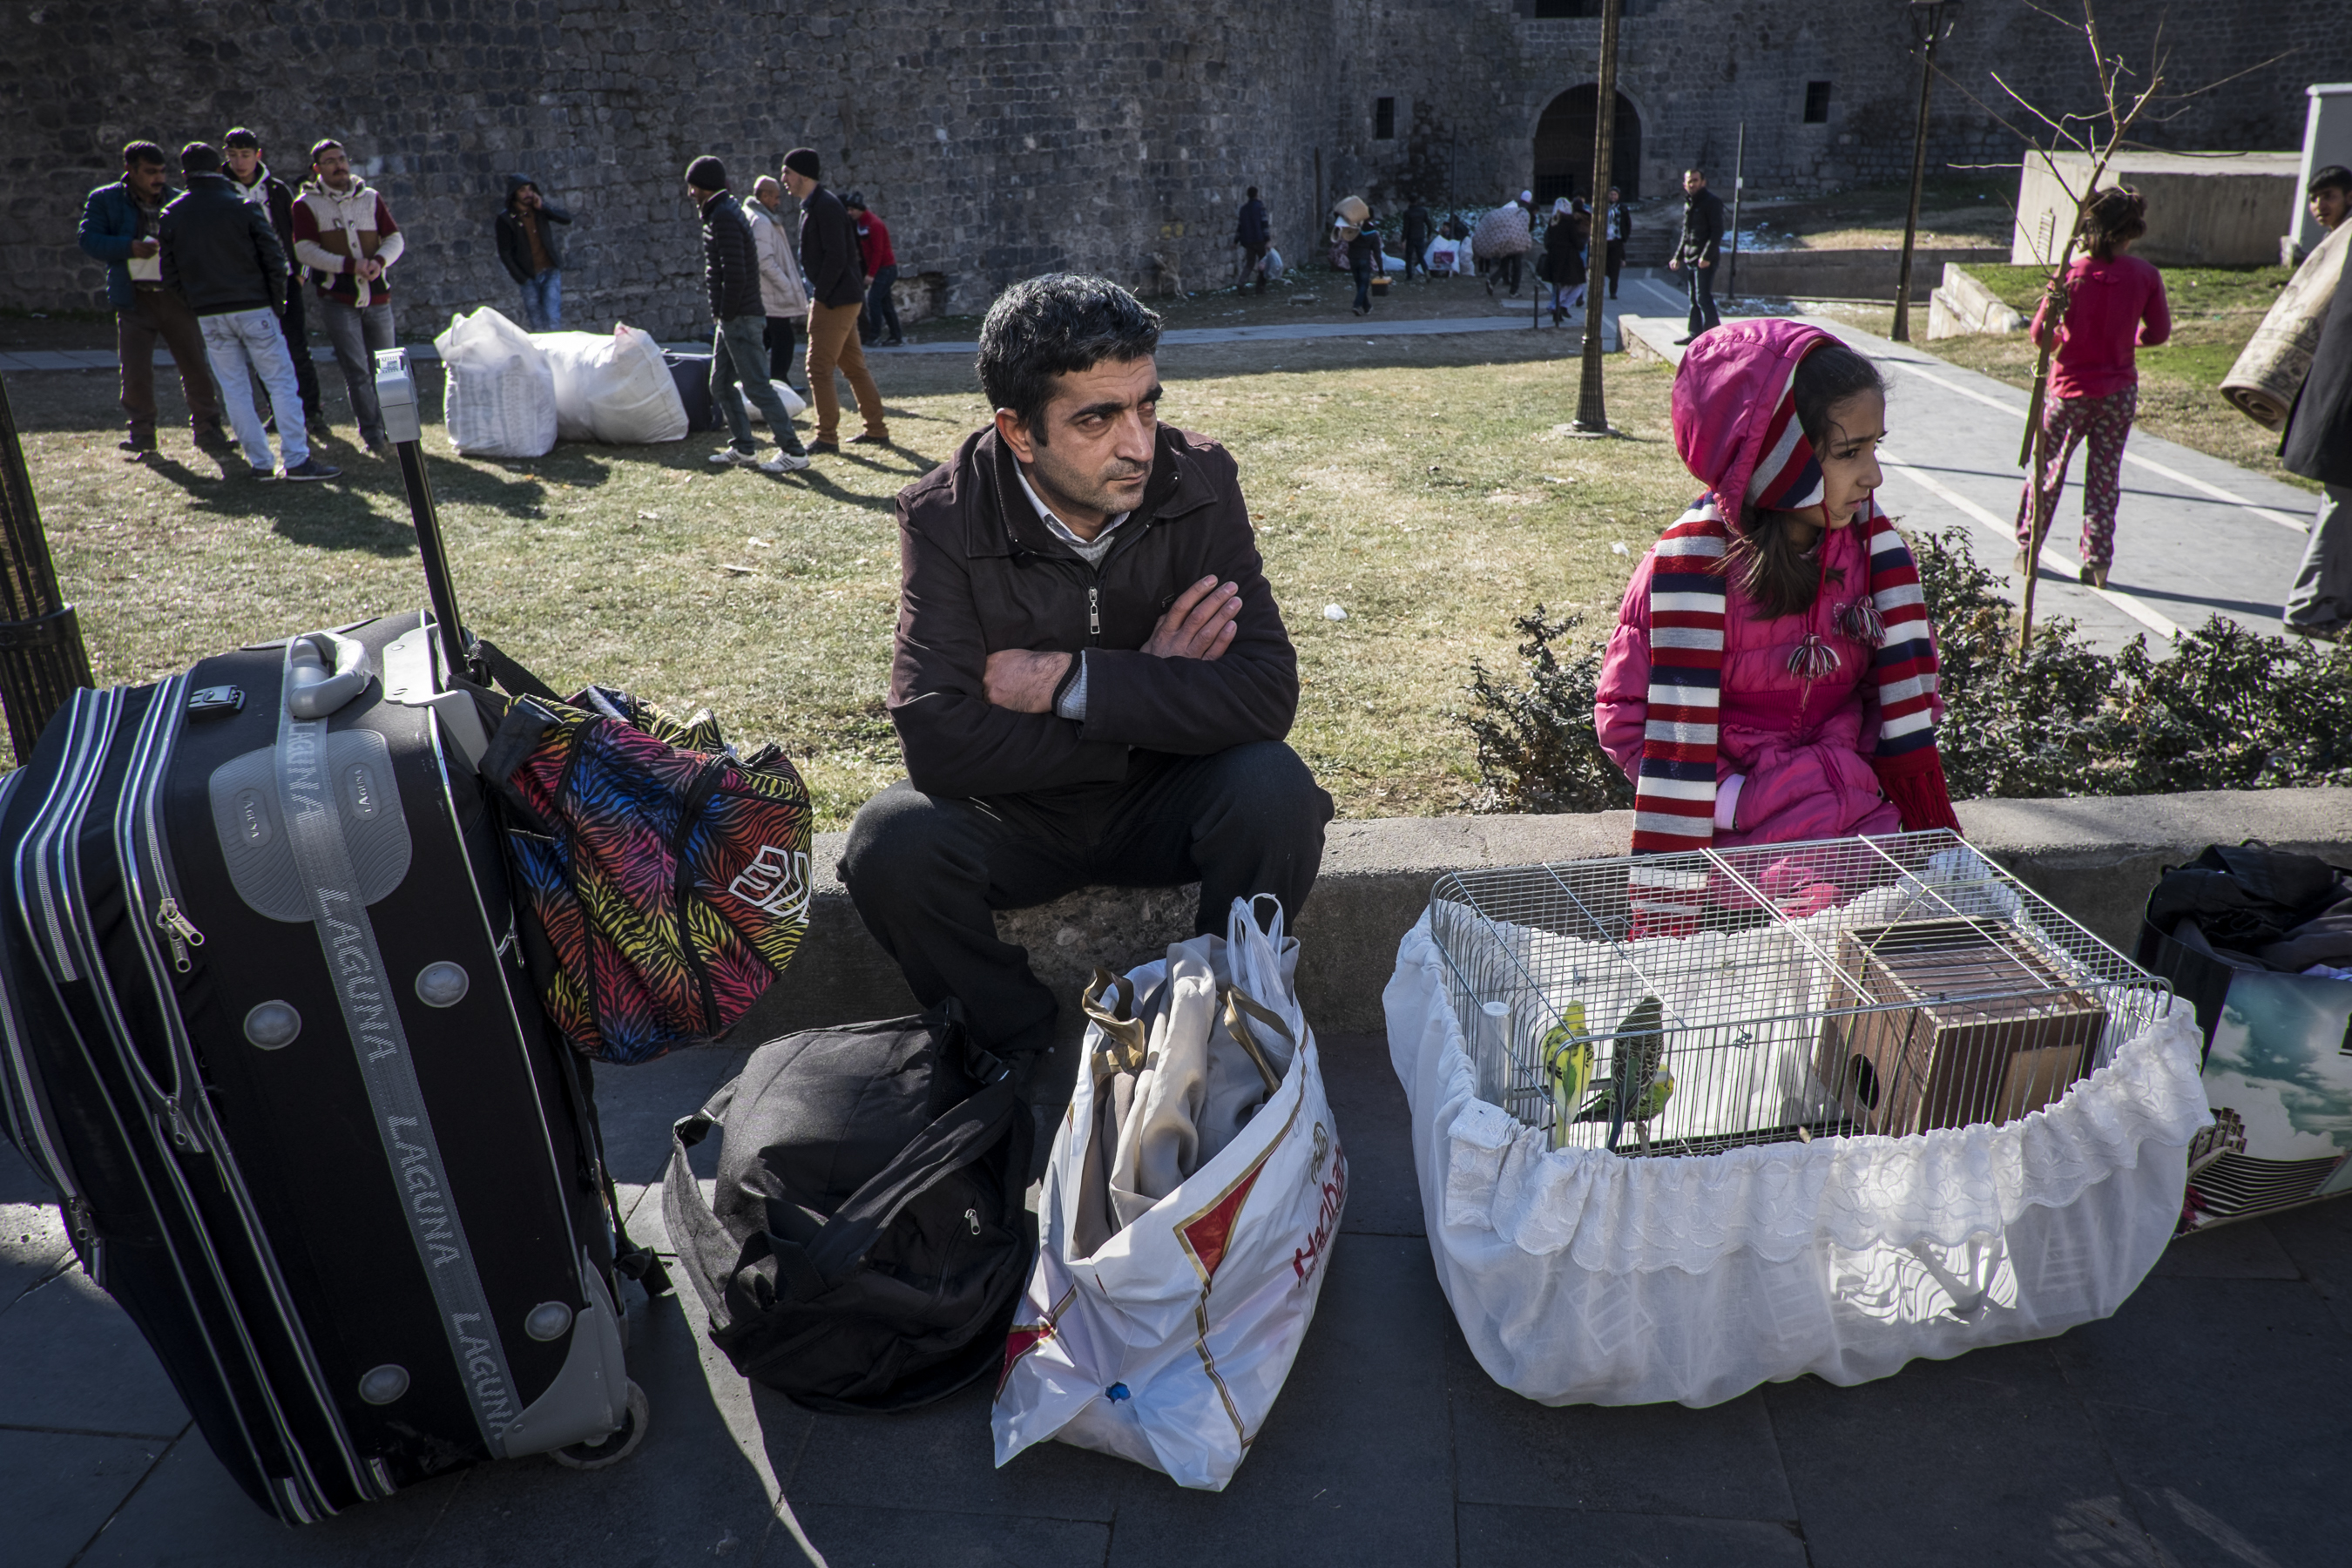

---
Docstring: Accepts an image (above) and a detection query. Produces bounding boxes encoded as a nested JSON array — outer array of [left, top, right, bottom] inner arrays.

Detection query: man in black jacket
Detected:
[[222, 127, 322, 431], [2281, 175, 2352, 637], [1233, 186, 1272, 291], [1668, 166, 1724, 343], [782, 147, 889, 449], [159, 143, 337, 480], [686, 156, 808, 474], [841, 274, 1332, 1126], [1402, 198, 1431, 282], [495, 174, 571, 331]]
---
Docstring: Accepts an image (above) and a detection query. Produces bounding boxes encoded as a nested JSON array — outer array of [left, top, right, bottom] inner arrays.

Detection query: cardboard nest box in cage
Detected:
[[1818, 918, 2109, 1136]]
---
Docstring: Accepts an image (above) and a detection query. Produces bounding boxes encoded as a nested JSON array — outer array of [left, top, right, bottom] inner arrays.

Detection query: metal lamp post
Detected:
[[1891, 0, 1960, 343], [0, 374, 93, 760], [1570, 0, 1625, 436]]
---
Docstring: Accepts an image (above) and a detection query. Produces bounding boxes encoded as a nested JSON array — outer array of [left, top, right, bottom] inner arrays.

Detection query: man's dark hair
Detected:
[[2311, 165, 2352, 199], [179, 141, 222, 176], [223, 126, 262, 151], [685, 155, 727, 193], [1686, 166, 1707, 181], [123, 140, 166, 169], [977, 274, 1162, 438], [309, 139, 344, 165], [1247, 186, 1259, 199]]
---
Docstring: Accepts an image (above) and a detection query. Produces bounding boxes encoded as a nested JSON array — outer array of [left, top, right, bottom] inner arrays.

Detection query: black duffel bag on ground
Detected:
[[663, 1004, 1036, 1411]]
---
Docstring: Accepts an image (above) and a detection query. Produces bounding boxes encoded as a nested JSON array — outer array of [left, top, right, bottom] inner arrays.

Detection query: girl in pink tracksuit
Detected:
[[1595, 319, 1962, 861]]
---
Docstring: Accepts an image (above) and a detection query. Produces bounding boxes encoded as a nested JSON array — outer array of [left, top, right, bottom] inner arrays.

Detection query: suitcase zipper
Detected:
[[155, 897, 204, 971], [17, 690, 119, 983], [112, 671, 373, 1511]]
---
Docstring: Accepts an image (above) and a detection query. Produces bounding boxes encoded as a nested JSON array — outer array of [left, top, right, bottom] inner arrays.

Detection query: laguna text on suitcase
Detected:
[[0, 350, 658, 1521]]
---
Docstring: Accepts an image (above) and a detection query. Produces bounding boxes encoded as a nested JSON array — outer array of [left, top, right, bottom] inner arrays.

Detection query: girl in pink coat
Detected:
[[1594, 320, 1961, 868]]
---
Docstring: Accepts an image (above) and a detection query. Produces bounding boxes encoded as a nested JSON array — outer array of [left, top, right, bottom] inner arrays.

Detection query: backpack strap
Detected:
[[662, 1056, 1025, 1315], [781, 1065, 1023, 1302]]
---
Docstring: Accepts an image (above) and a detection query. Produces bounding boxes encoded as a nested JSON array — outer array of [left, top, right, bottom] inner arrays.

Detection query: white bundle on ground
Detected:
[[1386, 881, 2211, 1409], [435, 308, 555, 458], [533, 323, 690, 444], [744, 381, 808, 424], [1425, 238, 1463, 275], [994, 896, 1344, 1491]]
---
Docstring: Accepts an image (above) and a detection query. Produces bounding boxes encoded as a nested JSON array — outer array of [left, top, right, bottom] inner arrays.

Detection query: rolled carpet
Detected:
[[2223, 224, 2349, 429]]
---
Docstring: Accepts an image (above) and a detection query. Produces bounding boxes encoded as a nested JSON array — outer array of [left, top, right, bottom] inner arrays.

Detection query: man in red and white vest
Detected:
[[290, 139, 405, 454]]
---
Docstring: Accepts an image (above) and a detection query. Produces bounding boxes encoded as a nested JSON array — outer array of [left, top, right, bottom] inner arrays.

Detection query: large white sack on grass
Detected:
[[745, 380, 808, 423], [435, 308, 556, 458], [534, 323, 690, 444]]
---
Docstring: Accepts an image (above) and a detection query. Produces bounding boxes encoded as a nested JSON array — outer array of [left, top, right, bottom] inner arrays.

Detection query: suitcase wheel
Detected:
[[549, 1380, 649, 1471]]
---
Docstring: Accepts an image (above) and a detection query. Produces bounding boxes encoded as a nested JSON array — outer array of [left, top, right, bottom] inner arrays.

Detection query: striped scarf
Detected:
[[1630, 486, 1957, 891]]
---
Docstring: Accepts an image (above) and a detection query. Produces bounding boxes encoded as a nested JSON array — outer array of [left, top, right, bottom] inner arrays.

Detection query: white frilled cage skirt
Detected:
[[1384, 912, 2212, 1407]]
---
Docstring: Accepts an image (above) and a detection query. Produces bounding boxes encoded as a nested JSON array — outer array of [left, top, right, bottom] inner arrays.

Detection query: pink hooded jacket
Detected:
[[1593, 320, 1943, 847]]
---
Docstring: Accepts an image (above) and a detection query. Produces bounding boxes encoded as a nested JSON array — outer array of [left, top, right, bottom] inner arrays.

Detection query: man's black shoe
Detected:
[[283, 458, 341, 482], [1673, 334, 1700, 345]]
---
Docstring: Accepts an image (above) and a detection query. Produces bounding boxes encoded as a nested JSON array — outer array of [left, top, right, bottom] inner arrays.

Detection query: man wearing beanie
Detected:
[[686, 155, 810, 473], [222, 127, 323, 432], [781, 148, 889, 450], [158, 143, 335, 479]]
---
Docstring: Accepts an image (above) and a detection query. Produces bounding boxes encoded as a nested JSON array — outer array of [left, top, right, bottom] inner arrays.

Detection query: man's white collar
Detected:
[[1016, 465, 1130, 550]]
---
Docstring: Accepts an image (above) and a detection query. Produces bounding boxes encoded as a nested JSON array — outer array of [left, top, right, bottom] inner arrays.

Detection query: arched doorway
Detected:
[[1531, 86, 1640, 204]]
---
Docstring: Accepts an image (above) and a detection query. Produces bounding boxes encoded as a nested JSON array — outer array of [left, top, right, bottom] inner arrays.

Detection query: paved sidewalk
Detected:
[[1616, 299, 2318, 653], [3, 1029, 2346, 1567]]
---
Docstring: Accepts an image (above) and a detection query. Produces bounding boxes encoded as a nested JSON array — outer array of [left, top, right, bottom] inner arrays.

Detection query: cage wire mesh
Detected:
[[1429, 830, 2173, 1158]]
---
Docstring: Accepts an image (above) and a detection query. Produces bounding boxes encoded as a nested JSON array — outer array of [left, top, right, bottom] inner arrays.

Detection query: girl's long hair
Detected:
[[1725, 343, 1886, 619], [2079, 185, 2149, 260]]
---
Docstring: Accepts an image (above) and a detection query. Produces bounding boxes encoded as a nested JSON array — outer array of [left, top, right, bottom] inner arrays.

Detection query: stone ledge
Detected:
[[725, 787, 2352, 1046]]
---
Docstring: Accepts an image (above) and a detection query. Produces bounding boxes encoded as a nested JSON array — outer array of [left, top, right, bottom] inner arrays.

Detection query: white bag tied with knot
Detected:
[[993, 896, 1346, 1492]]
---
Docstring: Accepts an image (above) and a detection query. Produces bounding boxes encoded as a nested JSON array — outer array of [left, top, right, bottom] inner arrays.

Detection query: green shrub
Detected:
[[1459, 527, 2352, 811]]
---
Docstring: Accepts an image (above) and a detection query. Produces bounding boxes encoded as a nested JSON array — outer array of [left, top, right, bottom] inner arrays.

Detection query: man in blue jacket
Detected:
[[79, 140, 226, 457]]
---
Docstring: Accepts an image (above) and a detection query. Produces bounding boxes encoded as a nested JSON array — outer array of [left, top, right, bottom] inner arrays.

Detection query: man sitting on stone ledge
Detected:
[[842, 273, 1333, 1126]]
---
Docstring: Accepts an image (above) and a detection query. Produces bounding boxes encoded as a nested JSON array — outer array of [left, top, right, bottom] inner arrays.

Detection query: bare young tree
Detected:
[[1936, 1, 2288, 649]]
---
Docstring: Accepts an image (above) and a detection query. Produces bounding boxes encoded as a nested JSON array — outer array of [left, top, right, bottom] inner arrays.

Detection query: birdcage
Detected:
[[1428, 830, 2171, 1158]]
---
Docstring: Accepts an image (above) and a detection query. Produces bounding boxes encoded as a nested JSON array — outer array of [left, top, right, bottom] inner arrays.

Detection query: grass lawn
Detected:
[[5, 332, 1689, 826], [1877, 261, 2315, 493]]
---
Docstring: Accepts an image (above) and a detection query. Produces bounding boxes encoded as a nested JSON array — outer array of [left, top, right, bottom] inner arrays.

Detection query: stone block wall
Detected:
[[2, 0, 2333, 336], [3, 0, 1336, 340]]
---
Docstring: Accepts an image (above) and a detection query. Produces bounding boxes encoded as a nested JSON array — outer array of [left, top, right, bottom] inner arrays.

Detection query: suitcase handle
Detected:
[[285, 631, 375, 719]]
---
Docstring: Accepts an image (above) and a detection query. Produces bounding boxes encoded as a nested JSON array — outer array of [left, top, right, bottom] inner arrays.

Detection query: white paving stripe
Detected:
[[1879, 449, 2185, 641]]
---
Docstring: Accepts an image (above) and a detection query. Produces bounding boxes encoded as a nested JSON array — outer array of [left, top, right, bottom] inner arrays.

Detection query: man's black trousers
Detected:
[[1686, 261, 1720, 335], [841, 741, 1334, 1114]]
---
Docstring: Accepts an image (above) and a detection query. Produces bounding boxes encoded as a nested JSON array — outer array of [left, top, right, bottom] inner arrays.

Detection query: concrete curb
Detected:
[[724, 787, 2352, 1048]]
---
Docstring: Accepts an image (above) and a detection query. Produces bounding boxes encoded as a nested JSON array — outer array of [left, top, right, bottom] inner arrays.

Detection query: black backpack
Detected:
[[662, 1006, 1036, 1412]]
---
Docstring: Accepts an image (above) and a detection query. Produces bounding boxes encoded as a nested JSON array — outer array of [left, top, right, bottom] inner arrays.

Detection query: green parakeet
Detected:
[[1541, 1003, 1592, 1151], [1572, 995, 1672, 1152]]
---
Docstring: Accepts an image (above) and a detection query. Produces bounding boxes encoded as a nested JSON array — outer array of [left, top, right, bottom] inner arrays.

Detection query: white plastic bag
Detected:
[[745, 380, 808, 424], [533, 323, 689, 444], [1384, 908, 2211, 1409], [994, 896, 1345, 1491], [435, 308, 556, 458]]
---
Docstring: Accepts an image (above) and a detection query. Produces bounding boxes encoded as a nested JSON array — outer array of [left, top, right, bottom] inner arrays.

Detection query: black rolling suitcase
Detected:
[[0, 360, 658, 1522]]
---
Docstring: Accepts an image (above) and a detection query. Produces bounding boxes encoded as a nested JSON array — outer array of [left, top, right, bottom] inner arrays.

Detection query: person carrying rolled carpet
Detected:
[[2011, 186, 2170, 591], [2281, 166, 2352, 639], [1595, 318, 1959, 874]]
